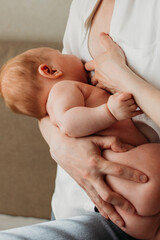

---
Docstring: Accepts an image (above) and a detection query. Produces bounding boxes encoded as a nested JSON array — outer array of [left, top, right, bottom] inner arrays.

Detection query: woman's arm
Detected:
[[112, 67, 160, 127], [85, 33, 160, 127], [38, 117, 147, 227]]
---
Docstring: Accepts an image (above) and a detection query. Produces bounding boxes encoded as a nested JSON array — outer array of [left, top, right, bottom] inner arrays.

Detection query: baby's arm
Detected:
[[47, 80, 117, 137]]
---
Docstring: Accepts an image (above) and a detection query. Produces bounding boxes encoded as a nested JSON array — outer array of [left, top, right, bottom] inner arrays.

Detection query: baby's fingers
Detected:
[[85, 60, 95, 71], [117, 92, 133, 101], [131, 109, 143, 117], [91, 75, 98, 86], [129, 104, 139, 111]]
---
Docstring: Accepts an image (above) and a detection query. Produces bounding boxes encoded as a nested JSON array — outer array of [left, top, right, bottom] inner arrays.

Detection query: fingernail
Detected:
[[115, 220, 124, 227], [140, 174, 148, 183]]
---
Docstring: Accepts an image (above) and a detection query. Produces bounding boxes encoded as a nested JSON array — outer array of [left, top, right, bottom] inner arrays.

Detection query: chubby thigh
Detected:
[[102, 143, 160, 239], [116, 207, 160, 240]]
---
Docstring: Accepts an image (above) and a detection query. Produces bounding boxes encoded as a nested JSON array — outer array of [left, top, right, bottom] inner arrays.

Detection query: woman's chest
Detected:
[[88, 0, 115, 58], [88, 0, 160, 90]]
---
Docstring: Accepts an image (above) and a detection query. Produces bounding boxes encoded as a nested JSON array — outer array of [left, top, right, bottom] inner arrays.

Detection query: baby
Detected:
[[0, 47, 159, 239], [0, 47, 141, 136]]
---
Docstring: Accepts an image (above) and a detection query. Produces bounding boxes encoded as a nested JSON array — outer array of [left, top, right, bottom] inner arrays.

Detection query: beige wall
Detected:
[[0, 0, 72, 43], [0, 0, 72, 219]]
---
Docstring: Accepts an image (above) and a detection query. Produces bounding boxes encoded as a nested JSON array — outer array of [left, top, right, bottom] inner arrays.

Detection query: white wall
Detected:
[[0, 0, 72, 43]]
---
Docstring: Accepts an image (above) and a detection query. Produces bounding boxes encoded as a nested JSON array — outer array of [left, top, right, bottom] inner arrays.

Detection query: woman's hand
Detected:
[[85, 32, 127, 93], [39, 117, 148, 227], [86, 32, 160, 127]]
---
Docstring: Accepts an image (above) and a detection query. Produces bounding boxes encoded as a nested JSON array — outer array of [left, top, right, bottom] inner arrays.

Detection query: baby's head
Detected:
[[0, 47, 87, 119]]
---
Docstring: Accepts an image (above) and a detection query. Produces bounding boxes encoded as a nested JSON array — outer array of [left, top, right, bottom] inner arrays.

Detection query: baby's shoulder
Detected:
[[49, 80, 103, 102], [51, 80, 92, 95], [48, 80, 77, 95]]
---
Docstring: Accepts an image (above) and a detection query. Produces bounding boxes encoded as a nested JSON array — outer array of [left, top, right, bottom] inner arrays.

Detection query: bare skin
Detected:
[[24, 0, 160, 238], [85, 1, 160, 239], [3, 45, 159, 238], [1, 45, 149, 227], [37, 47, 160, 239], [39, 0, 149, 227], [103, 144, 160, 240], [42, 53, 160, 239], [47, 80, 142, 138], [88, 0, 115, 59], [1, 0, 159, 238]]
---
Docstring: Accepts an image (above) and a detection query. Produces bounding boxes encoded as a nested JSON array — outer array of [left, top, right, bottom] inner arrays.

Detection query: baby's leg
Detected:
[[102, 143, 160, 239], [103, 144, 160, 239], [103, 143, 160, 216]]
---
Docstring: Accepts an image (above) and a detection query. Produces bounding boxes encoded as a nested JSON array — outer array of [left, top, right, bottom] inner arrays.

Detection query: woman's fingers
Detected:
[[100, 158, 147, 183], [90, 136, 148, 183], [85, 33, 114, 71], [102, 150, 148, 183], [90, 75, 98, 86], [83, 183, 109, 219], [92, 176, 135, 214], [85, 60, 95, 71], [98, 202, 125, 227], [83, 180, 125, 227], [90, 135, 132, 154]]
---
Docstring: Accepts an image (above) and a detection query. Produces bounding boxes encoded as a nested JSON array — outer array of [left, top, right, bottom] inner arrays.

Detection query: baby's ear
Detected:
[[38, 64, 63, 79]]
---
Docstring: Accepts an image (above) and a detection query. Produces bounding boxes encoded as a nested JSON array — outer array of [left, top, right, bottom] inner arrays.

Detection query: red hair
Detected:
[[0, 52, 47, 119]]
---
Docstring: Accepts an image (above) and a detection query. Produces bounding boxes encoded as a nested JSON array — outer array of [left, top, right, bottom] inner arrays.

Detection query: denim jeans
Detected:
[[0, 212, 138, 240]]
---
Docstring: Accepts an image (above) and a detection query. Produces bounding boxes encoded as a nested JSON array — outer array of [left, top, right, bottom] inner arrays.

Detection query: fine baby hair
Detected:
[[0, 50, 48, 119]]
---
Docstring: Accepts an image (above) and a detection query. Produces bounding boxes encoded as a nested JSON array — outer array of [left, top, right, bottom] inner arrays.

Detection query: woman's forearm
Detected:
[[85, 33, 160, 127], [38, 116, 69, 163], [116, 65, 160, 127]]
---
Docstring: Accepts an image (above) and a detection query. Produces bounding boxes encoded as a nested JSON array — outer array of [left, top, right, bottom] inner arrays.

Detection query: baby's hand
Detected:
[[107, 92, 143, 120]]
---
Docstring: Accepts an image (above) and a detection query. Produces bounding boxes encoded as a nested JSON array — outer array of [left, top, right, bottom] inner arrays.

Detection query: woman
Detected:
[[1, 0, 160, 239], [40, 0, 160, 238], [41, 0, 159, 224]]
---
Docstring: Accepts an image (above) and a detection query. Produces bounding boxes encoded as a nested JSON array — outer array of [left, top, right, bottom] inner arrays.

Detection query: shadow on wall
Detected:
[[0, 0, 72, 43]]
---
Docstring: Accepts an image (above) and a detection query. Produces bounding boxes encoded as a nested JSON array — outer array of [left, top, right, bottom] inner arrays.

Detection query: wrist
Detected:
[[111, 64, 131, 91], [107, 106, 118, 122], [105, 103, 117, 123], [96, 103, 117, 128], [115, 64, 146, 93]]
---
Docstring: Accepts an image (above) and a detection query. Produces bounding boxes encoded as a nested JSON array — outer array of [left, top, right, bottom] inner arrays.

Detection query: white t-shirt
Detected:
[[52, 0, 160, 219]]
